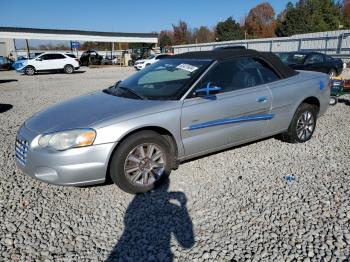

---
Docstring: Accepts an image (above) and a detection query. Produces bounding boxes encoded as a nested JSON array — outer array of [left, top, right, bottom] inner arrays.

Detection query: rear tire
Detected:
[[64, 65, 74, 74], [280, 103, 318, 143], [329, 96, 338, 106], [24, 66, 35, 76], [109, 131, 172, 194]]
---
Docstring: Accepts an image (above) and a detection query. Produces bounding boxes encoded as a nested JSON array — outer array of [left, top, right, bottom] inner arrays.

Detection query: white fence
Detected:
[[173, 30, 350, 61]]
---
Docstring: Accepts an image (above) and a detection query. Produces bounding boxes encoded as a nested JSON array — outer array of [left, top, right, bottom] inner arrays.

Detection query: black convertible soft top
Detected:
[[169, 49, 298, 79]]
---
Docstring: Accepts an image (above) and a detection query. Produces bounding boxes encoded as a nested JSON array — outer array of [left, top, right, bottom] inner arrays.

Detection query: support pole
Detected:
[[111, 42, 113, 58], [25, 39, 30, 58], [13, 39, 18, 58]]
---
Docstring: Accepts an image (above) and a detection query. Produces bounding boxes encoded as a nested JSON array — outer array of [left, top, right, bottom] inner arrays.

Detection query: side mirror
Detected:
[[195, 82, 222, 98], [36, 58, 42, 61]]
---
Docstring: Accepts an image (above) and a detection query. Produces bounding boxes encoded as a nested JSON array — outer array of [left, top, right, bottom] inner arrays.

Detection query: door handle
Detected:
[[256, 97, 268, 103]]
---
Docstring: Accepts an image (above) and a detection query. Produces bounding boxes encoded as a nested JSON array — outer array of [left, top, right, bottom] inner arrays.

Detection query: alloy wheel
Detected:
[[26, 67, 34, 75], [296, 111, 315, 141], [65, 66, 73, 73], [124, 143, 166, 186]]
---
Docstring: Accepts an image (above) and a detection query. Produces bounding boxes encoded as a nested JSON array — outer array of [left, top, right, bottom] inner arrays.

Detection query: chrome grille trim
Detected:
[[15, 137, 29, 165]]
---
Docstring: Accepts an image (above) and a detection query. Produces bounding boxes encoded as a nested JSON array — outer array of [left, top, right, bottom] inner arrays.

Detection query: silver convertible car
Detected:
[[15, 48, 330, 194]]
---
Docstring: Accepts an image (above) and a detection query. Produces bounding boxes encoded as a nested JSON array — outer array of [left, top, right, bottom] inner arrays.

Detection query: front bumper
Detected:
[[134, 64, 144, 70], [15, 125, 116, 186]]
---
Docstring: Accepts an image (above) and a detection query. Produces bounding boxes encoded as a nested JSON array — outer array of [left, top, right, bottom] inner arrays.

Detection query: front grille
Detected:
[[15, 137, 29, 165]]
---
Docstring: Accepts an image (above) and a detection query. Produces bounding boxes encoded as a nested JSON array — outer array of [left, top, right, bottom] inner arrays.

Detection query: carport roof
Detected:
[[0, 27, 158, 43], [0, 27, 158, 38]]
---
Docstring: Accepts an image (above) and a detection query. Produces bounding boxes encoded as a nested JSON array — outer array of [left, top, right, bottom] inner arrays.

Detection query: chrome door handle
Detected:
[[256, 97, 268, 103]]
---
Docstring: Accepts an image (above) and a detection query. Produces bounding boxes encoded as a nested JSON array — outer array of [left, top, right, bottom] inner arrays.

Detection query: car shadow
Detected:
[[74, 70, 86, 74], [27, 71, 86, 76], [85, 136, 276, 189], [339, 98, 350, 106], [0, 104, 13, 113], [181, 136, 274, 165], [0, 79, 18, 84], [106, 179, 195, 262]]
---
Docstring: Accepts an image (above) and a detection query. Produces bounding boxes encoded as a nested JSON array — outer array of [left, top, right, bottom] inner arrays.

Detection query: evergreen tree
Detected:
[[276, 0, 343, 37], [215, 17, 244, 41]]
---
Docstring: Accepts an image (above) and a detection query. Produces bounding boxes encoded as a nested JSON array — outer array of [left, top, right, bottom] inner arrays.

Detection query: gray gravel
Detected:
[[1, 67, 350, 261]]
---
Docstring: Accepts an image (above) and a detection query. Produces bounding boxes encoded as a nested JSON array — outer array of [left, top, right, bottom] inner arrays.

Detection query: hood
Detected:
[[135, 59, 146, 64], [25, 91, 168, 133]]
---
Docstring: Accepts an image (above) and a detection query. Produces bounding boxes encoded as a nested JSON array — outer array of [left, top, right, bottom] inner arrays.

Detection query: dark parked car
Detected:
[[0, 56, 13, 70], [277, 52, 343, 77], [79, 50, 103, 66]]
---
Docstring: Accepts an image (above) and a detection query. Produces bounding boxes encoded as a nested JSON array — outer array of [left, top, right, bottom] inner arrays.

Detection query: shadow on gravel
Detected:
[[20, 71, 86, 76], [0, 79, 18, 84], [0, 104, 13, 113], [339, 98, 350, 106], [107, 180, 194, 262], [182, 136, 274, 165]]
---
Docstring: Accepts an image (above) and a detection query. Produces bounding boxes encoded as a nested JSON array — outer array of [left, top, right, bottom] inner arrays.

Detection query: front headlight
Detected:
[[38, 129, 96, 151]]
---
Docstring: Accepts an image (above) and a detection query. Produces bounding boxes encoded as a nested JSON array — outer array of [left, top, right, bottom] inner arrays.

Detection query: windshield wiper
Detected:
[[118, 86, 146, 100]]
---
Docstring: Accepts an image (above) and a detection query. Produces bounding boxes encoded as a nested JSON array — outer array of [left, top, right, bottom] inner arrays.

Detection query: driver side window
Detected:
[[305, 54, 324, 64], [38, 54, 50, 60], [191, 58, 279, 97]]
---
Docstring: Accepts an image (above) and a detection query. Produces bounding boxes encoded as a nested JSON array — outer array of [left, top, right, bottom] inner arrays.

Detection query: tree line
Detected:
[[159, 0, 350, 48]]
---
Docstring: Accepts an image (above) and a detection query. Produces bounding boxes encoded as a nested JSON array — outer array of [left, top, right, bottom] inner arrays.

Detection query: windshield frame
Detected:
[[180, 60, 218, 101]]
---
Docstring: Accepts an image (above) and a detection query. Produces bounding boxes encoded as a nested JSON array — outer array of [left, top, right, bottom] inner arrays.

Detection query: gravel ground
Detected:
[[0, 67, 350, 261]]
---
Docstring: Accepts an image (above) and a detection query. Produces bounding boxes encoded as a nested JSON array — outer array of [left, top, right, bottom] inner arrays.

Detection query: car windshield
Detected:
[[147, 55, 155, 60], [278, 53, 306, 65], [106, 59, 212, 100]]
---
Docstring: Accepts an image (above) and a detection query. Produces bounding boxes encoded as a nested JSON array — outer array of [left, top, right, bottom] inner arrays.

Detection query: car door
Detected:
[[180, 57, 273, 157], [32, 54, 52, 70], [49, 53, 66, 69], [303, 53, 327, 74]]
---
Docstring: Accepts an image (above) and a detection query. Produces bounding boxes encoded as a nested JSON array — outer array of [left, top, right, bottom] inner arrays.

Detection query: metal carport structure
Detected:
[[0, 27, 158, 57]]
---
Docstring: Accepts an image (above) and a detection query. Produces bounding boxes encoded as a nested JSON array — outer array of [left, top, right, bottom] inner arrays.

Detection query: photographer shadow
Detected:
[[0, 104, 13, 113], [107, 179, 194, 262]]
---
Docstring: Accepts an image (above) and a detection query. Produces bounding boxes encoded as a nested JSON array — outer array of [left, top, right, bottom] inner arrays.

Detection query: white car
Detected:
[[16, 52, 80, 75], [134, 54, 170, 70]]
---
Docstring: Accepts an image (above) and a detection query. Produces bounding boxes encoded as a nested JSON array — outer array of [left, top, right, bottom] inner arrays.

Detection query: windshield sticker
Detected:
[[176, 64, 199, 72]]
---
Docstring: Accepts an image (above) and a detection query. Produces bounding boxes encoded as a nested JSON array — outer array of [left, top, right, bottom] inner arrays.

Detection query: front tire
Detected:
[[64, 65, 74, 74], [280, 103, 318, 143], [24, 66, 35, 76], [109, 131, 172, 194]]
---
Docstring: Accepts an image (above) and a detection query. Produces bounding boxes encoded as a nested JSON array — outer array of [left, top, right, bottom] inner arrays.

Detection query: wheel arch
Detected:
[[300, 96, 320, 114], [64, 64, 74, 69], [105, 126, 179, 181], [24, 65, 36, 71]]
